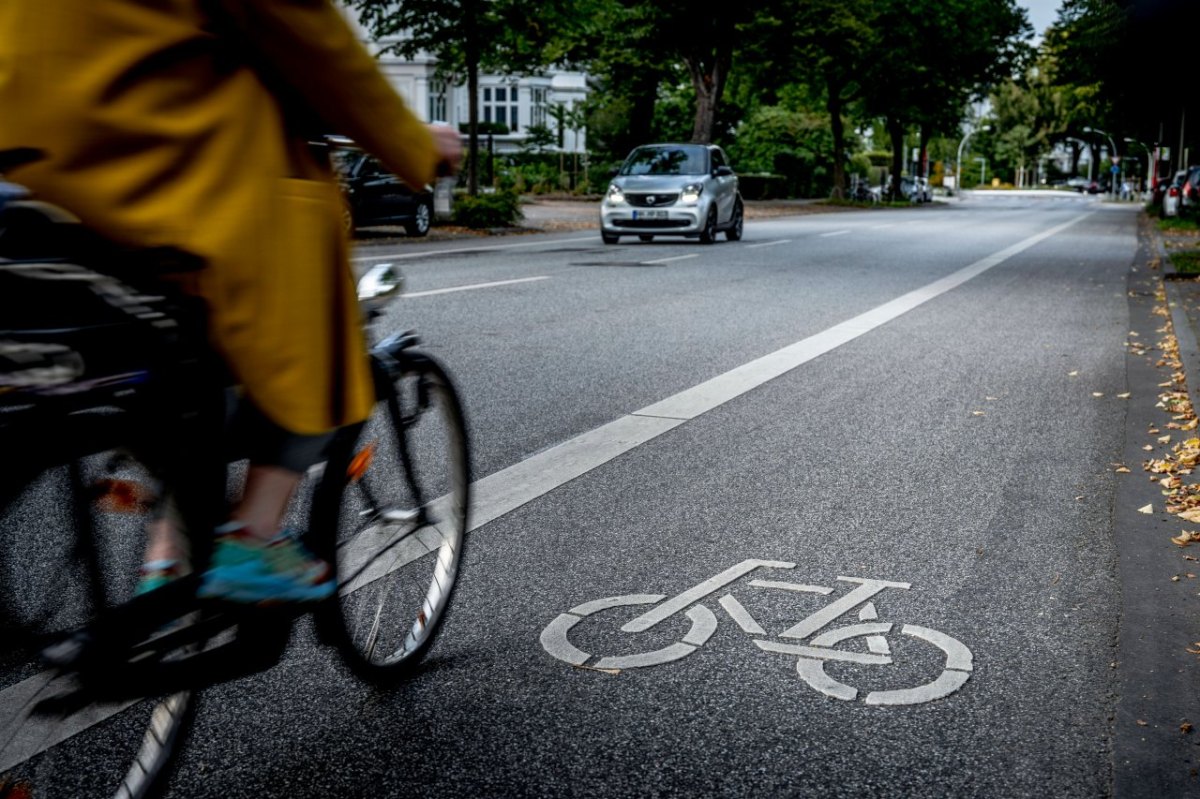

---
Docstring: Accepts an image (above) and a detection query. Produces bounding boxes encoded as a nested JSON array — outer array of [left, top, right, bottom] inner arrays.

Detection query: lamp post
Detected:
[[955, 125, 992, 199], [1124, 137, 1153, 199], [1083, 125, 1119, 197], [975, 157, 987, 186]]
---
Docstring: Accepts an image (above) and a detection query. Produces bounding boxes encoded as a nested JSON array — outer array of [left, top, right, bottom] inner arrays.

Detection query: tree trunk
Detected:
[[827, 78, 847, 200], [888, 117, 904, 200], [684, 47, 731, 145], [467, 59, 480, 196], [917, 128, 930, 179]]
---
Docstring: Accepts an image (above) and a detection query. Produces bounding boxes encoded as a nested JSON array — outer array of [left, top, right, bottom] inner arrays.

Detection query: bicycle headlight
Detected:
[[681, 183, 703, 204], [606, 184, 625, 205]]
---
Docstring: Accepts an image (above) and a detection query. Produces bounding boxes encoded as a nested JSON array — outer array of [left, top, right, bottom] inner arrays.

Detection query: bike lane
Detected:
[[167, 201, 1136, 798]]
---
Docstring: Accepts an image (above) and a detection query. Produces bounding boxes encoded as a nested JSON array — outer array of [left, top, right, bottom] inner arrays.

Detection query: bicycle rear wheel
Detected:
[[0, 451, 194, 799], [328, 352, 469, 682]]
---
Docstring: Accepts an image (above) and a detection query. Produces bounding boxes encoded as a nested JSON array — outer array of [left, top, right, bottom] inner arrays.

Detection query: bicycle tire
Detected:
[[0, 451, 195, 799], [328, 351, 470, 682]]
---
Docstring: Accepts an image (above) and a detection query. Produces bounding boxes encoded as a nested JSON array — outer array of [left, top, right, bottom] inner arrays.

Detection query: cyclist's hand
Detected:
[[428, 124, 462, 178]]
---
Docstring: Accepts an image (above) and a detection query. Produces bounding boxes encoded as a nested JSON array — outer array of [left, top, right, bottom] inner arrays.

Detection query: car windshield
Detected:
[[620, 146, 708, 177]]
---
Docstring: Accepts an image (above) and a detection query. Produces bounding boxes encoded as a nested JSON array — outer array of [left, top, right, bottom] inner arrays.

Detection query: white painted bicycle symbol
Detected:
[[540, 559, 973, 706]]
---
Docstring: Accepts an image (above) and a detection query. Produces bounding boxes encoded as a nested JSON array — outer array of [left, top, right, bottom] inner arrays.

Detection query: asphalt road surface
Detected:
[[5, 192, 1172, 796]]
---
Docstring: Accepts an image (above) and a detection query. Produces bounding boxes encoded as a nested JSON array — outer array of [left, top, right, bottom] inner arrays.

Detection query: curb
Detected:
[[1111, 218, 1200, 796]]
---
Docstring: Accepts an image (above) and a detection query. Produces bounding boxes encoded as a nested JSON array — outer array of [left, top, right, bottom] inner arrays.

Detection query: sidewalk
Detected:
[[1111, 216, 1200, 796]]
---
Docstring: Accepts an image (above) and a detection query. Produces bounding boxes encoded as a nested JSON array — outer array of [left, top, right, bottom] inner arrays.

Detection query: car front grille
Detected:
[[613, 219, 691, 229], [626, 193, 679, 208]]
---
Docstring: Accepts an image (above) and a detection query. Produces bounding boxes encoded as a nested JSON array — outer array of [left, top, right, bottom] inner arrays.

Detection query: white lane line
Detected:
[[746, 240, 792, 249], [642, 254, 699, 265], [820, 230, 850, 237], [404, 276, 550, 298], [351, 234, 596, 263], [467, 212, 1091, 530]]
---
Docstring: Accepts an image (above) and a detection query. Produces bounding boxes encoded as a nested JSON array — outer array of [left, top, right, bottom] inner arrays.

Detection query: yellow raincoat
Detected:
[[0, 0, 440, 434]]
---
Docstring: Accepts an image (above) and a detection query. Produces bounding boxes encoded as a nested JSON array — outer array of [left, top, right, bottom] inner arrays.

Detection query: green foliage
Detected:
[[460, 122, 510, 135], [1169, 252, 1200, 275], [452, 190, 523, 228]]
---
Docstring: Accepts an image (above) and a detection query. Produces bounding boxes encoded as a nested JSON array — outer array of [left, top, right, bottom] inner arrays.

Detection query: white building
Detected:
[[340, 7, 589, 155]]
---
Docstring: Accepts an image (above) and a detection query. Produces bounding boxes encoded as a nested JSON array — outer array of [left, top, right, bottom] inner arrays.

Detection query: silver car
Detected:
[[600, 143, 743, 244]]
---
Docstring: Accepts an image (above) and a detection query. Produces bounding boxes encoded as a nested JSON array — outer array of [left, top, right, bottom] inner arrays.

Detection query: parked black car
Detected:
[[332, 149, 433, 237]]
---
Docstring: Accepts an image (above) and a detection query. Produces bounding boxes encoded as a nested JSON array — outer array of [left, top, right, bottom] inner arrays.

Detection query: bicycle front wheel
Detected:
[[330, 352, 469, 682]]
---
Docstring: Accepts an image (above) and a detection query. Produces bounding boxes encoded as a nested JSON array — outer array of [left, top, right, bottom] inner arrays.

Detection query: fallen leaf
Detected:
[[1093, 392, 1105, 398], [1137, 719, 1149, 727], [1143, 445, 1156, 451], [1069, 371, 1080, 377], [1182, 723, 1194, 735], [972, 411, 985, 417], [1172, 576, 1181, 582], [1118, 392, 1132, 399], [1179, 510, 1200, 524], [1139, 504, 1154, 514], [1160, 436, 1173, 444]]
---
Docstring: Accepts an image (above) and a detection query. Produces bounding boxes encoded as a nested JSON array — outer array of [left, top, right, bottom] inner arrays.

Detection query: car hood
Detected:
[[613, 175, 703, 192]]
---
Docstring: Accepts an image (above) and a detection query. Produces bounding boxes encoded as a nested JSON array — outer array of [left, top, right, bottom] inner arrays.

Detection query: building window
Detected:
[[482, 84, 520, 131], [428, 80, 448, 124], [531, 88, 548, 129]]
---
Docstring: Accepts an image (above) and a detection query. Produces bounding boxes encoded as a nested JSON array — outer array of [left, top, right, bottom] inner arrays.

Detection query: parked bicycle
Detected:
[[0, 151, 470, 799], [540, 559, 973, 706]]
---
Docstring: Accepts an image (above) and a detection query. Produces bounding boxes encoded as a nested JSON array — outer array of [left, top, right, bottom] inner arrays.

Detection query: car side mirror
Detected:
[[714, 166, 734, 177]]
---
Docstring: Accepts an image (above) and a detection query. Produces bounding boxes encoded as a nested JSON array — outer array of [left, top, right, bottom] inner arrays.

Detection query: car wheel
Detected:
[[638, 234, 654, 242], [405, 201, 432, 237], [340, 200, 354, 237], [602, 231, 620, 245], [725, 201, 744, 242], [699, 207, 718, 244]]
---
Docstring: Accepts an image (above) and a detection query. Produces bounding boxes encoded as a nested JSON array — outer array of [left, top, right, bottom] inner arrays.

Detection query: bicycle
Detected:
[[0, 149, 470, 799], [540, 559, 973, 706]]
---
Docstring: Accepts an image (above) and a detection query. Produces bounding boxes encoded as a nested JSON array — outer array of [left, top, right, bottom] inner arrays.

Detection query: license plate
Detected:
[[632, 210, 667, 220]]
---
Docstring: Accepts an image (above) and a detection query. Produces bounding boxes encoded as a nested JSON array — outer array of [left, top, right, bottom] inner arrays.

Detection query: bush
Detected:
[[452, 190, 523, 228], [738, 174, 789, 200]]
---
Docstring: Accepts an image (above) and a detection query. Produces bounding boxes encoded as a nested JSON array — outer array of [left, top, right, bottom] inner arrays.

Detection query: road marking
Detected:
[[404, 276, 550, 298], [820, 230, 850, 237], [871, 224, 897, 230], [746, 240, 792, 249], [467, 212, 1091, 531], [641, 254, 699, 265], [351, 234, 596, 263]]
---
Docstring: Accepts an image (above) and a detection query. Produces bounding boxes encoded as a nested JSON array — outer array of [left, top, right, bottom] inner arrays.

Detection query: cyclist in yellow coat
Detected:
[[0, 1, 461, 601]]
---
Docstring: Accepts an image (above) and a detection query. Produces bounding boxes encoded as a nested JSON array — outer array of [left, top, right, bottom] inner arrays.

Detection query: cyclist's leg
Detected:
[[196, 399, 336, 604]]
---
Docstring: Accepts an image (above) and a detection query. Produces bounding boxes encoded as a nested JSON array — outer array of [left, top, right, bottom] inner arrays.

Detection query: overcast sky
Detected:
[[1021, 0, 1061, 40]]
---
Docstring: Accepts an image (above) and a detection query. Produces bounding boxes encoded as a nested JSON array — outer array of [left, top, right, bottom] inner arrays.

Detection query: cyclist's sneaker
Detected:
[[197, 523, 335, 605], [134, 559, 186, 596]]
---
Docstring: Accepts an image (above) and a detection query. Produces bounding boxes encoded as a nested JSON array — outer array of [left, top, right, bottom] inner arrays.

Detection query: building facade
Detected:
[[341, 7, 588, 155]]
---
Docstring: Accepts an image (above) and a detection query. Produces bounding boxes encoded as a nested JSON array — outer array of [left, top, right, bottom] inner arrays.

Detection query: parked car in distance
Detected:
[[600, 143, 743, 244], [896, 176, 930, 203], [332, 147, 434, 237], [1180, 166, 1200, 216], [1163, 170, 1187, 218]]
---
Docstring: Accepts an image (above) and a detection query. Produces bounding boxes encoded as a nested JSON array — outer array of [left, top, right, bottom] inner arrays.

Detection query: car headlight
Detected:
[[680, 183, 703, 204], [606, 184, 625, 205]]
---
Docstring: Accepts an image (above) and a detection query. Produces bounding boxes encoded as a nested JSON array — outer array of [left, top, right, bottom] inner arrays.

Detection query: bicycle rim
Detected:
[[332, 355, 469, 680], [0, 454, 193, 799]]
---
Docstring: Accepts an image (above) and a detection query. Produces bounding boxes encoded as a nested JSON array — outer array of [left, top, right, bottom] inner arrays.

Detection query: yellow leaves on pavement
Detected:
[[1138, 504, 1154, 514], [1171, 531, 1200, 546]]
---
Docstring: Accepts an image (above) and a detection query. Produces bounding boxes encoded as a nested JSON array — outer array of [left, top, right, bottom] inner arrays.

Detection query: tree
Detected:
[[861, 0, 1030, 200], [350, 0, 593, 195]]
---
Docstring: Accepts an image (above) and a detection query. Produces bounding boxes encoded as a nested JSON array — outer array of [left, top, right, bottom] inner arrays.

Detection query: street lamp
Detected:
[[1125, 137, 1153, 198], [975, 157, 987, 186], [955, 125, 992, 199], [1083, 125, 1120, 197]]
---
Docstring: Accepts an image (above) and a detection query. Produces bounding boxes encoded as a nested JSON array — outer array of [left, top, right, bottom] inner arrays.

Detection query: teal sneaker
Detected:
[[134, 559, 186, 596], [197, 523, 335, 605]]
